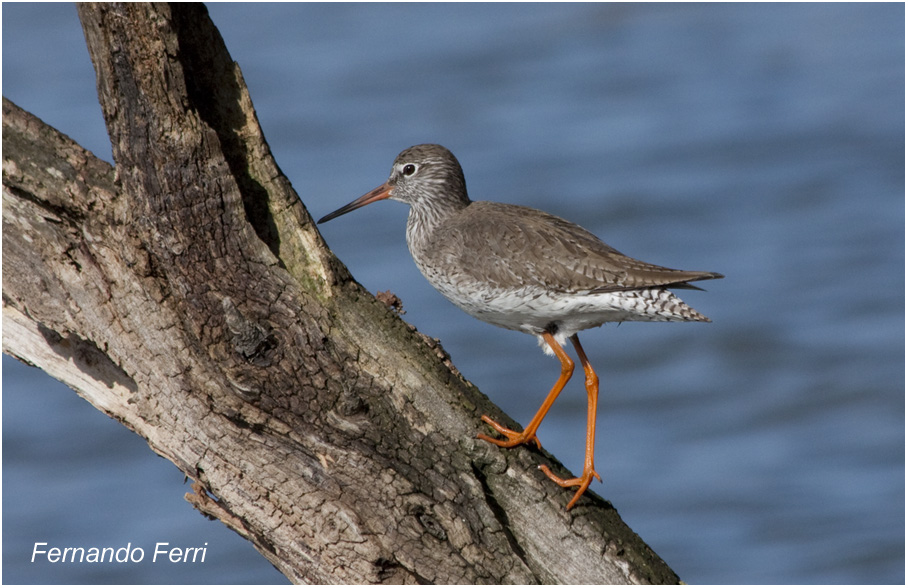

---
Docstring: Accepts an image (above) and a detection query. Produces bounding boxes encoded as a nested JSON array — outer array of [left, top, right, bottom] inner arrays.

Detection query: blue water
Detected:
[[3, 3, 903, 584]]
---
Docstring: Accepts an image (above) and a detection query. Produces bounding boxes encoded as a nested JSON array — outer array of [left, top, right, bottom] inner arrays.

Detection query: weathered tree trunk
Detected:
[[2, 3, 679, 584]]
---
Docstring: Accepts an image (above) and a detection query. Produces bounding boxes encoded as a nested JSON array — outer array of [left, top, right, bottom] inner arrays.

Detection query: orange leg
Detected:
[[538, 334, 602, 509], [478, 331, 574, 451]]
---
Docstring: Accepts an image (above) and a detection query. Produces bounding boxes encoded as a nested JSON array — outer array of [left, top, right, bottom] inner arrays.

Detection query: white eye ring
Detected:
[[401, 163, 418, 176]]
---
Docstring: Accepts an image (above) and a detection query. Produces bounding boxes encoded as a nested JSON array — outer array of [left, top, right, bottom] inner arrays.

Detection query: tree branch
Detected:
[[2, 3, 679, 583]]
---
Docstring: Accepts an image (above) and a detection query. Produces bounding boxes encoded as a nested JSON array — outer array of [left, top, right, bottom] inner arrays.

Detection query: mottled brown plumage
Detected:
[[319, 144, 722, 510]]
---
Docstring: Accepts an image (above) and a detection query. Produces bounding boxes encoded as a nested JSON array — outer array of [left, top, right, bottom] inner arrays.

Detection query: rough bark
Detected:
[[2, 3, 680, 584]]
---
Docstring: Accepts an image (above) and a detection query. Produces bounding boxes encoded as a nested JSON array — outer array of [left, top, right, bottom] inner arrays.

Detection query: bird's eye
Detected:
[[402, 163, 417, 176]]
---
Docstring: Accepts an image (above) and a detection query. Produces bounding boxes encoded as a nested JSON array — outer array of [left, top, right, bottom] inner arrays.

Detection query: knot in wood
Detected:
[[416, 510, 447, 541], [221, 297, 275, 365]]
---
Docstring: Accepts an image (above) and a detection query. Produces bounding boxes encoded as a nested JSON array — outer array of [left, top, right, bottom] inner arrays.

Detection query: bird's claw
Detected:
[[538, 464, 601, 510], [477, 415, 543, 450]]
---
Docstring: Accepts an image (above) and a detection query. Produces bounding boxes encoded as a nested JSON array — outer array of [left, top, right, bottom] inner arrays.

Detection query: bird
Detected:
[[318, 144, 722, 510]]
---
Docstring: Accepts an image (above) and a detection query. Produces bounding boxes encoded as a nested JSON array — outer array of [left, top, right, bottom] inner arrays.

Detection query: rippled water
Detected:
[[3, 3, 903, 584]]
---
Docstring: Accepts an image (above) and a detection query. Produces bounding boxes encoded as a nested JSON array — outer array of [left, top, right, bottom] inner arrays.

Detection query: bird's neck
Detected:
[[405, 193, 469, 252]]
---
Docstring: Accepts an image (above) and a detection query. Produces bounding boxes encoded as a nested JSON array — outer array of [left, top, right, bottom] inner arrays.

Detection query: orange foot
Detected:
[[477, 415, 543, 450], [538, 465, 602, 510]]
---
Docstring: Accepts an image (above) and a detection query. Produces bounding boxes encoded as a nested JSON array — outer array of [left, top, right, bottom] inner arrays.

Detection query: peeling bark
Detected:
[[2, 3, 680, 584]]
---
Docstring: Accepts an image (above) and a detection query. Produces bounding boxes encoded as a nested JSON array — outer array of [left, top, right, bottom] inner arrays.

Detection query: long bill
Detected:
[[317, 183, 393, 224]]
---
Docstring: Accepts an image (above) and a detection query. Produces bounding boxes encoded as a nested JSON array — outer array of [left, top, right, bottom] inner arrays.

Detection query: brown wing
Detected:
[[427, 201, 722, 294]]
